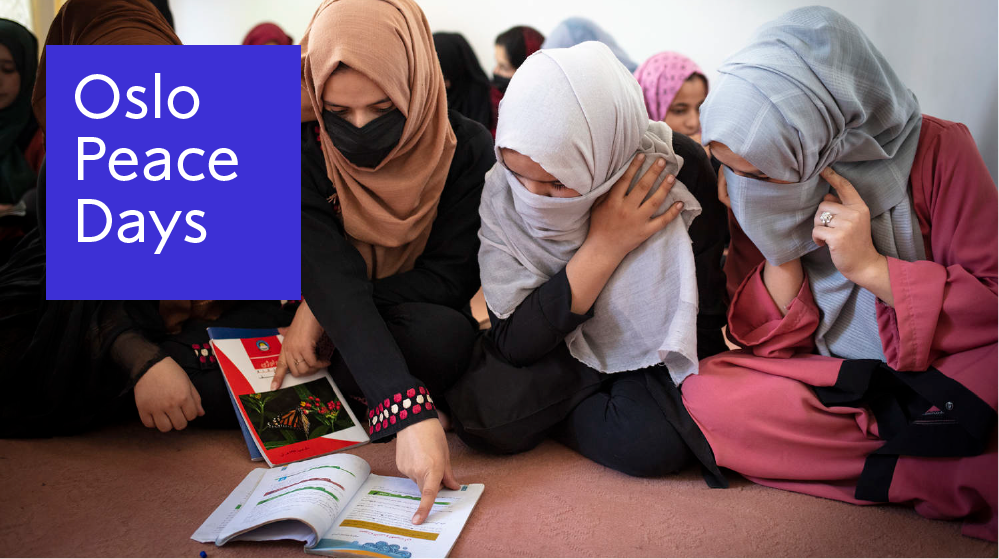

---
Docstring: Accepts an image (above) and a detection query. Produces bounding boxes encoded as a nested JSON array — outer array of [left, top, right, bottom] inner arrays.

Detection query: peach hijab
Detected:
[[301, 0, 457, 278]]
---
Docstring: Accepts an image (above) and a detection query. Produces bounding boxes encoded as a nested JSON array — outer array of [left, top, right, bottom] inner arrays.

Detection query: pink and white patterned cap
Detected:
[[634, 51, 706, 122]]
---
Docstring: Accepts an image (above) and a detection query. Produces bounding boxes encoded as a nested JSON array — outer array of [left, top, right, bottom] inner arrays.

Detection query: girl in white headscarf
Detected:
[[446, 42, 729, 481]]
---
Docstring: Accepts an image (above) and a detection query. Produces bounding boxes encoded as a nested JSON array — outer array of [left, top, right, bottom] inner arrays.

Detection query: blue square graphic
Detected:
[[46, 45, 301, 300]]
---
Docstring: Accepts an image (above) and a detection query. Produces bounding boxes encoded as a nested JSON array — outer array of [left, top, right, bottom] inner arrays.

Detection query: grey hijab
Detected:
[[700, 6, 925, 360], [479, 42, 702, 384]]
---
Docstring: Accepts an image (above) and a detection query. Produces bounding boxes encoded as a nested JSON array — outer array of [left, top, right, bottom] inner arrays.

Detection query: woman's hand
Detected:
[[395, 418, 460, 525], [811, 168, 893, 304], [566, 154, 684, 315], [271, 300, 331, 390], [587, 153, 684, 259], [134, 357, 205, 432]]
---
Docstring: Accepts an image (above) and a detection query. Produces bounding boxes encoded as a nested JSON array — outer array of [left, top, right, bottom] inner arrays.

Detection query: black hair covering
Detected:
[[432, 32, 492, 129], [494, 25, 544, 69], [0, 18, 39, 204], [145, 0, 174, 30]]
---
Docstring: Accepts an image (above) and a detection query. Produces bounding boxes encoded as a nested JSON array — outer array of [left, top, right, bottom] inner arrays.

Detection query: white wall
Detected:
[[171, 0, 999, 180], [1, 0, 32, 33]]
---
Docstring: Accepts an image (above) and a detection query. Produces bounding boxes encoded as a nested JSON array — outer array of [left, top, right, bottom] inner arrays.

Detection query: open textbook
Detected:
[[192, 453, 484, 558], [208, 327, 369, 466]]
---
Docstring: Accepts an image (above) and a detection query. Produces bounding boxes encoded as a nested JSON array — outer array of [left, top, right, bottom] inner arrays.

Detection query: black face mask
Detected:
[[492, 74, 511, 94], [322, 108, 406, 168]]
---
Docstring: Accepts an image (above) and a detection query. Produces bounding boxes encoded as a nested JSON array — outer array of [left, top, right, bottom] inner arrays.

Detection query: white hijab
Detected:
[[479, 41, 702, 384]]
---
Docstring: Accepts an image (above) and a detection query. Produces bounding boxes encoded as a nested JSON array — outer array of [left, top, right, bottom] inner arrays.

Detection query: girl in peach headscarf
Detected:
[[275, 0, 493, 525]]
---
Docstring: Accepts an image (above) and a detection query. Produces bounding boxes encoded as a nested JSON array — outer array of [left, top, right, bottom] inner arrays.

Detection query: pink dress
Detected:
[[682, 116, 998, 541]]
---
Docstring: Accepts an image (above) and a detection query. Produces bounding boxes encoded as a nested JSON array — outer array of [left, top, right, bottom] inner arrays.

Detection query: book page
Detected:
[[311, 475, 484, 558], [191, 468, 266, 543], [217, 454, 372, 547]]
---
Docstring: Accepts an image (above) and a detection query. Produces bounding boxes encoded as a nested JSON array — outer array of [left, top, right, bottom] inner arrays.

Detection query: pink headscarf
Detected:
[[242, 22, 292, 45], [634, 51, 705, 122]]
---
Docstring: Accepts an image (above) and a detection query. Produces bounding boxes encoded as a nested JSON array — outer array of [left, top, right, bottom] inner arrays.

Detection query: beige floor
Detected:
[[1, 422, 995, 557]]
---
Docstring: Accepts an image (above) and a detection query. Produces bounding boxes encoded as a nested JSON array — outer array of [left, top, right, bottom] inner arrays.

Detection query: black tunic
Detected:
[[300, 110, 494, 440]]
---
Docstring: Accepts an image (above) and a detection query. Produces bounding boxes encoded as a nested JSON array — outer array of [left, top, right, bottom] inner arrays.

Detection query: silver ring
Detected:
[[294, 359, 304, 365], [819, 211, 834, 227]]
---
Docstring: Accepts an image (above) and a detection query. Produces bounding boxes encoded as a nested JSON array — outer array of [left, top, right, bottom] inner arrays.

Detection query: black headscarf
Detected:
[[432, 32, 492, 129], [0, 19, 39, 205], [145, 0, 174, 30], [494, 25, 544, 70]]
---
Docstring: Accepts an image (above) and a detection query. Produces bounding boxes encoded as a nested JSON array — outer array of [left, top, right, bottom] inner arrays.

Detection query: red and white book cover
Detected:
[[208, 327, 369, 467]]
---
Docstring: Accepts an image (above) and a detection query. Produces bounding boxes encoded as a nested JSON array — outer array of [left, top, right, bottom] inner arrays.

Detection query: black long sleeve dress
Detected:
[[300, 110, 494, 440], [0, 162, 296, 437]]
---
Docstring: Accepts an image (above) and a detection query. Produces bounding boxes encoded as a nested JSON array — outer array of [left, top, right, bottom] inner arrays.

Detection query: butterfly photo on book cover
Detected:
[[240, 378, 356, 450], [266, 408, 310, 439]]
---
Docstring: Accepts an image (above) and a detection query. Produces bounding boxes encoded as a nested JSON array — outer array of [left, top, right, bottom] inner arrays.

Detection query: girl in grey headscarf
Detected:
[[446, 42, 729, 483], [704, 4, 924, 360], [682, 6, 998, 540]]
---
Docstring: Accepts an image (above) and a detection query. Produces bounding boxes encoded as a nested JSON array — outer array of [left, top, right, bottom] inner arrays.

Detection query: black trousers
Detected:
[[555, 372, 695, 477], [328, 302, 477, 431], [446, 338, 702, 478]]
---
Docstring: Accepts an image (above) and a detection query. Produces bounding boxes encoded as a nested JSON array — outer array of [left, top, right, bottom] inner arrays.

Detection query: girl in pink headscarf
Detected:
[[634, 52, 708, 145]]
